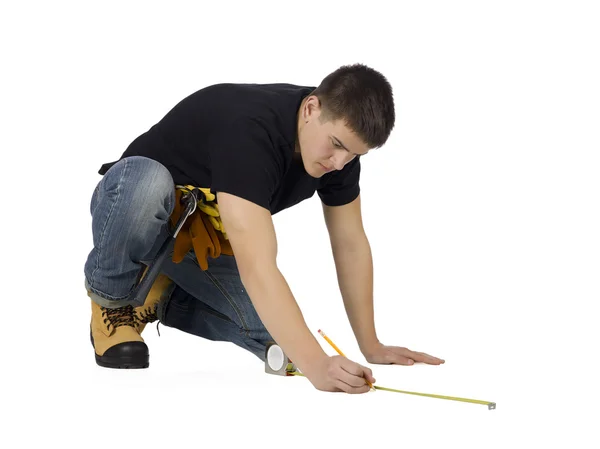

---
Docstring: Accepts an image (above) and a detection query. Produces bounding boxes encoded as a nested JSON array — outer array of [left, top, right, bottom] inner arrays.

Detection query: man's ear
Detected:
[[305, 95, 322, 121]]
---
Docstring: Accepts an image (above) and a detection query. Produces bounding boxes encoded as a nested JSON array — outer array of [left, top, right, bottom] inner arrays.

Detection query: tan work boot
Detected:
[[135, 273, 174, 334], [90, 299, 149, 369]]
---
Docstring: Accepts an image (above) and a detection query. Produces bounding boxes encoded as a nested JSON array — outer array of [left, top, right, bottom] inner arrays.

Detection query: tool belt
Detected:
[[170, 185, 233, 270]]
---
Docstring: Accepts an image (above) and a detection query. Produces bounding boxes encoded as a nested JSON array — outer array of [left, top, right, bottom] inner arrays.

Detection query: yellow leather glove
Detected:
[[176, 185, 227, 239]]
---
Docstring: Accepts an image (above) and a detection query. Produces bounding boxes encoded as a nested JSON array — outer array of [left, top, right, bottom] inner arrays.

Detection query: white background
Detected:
[[1, 0, 599, 447]]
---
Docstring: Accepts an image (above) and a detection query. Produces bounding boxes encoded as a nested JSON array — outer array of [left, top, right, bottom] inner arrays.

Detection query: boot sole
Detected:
[[95, 354, 149, 369], [90, 332, 149, 369]]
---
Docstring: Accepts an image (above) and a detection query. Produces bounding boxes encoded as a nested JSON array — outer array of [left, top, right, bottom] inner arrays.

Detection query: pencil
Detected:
[[318, 329, 375, 391]]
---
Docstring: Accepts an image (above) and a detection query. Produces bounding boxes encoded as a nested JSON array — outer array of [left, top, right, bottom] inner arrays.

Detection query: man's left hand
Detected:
[[363, 342, 445, 365]]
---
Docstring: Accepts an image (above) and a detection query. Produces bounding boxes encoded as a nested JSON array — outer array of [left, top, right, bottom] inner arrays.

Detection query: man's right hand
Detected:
[[217, 191, 374, 392], [304, 355, 376, 394]]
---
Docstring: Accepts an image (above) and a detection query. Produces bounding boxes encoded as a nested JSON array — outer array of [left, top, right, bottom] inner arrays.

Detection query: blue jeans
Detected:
[[84, 156, 273, 361]]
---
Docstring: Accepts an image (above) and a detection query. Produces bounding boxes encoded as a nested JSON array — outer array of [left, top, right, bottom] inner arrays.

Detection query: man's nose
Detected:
[[331, 150, 349, 170]]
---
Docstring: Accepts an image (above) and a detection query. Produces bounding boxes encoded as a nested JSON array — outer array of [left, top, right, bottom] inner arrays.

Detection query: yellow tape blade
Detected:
[[288, 371, 495, 409]]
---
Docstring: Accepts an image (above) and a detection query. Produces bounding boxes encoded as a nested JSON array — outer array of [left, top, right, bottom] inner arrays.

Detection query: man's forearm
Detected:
[[241, 265, 327, 373], [331, 234, 380, 353]]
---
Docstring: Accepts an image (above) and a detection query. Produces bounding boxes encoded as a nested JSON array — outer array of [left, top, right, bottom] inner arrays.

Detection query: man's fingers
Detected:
[[413, 351, 445, 364], [364, 366, 376, 383], [387, 347, 445, 365], [338, 366, 370, 388], [335, 379, 371, 394], [393, 355, 415, 365], [338, 357, 364, 377], [339, 360, 376, 385], [380, 346, 413, 365]]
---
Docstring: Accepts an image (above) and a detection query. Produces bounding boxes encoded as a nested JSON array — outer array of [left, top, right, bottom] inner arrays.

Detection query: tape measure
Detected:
[[265, 342, 297, 376], [264, 342, 496, 410]]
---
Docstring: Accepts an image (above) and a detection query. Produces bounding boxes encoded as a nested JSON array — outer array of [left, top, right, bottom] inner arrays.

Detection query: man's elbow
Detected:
[[236, 252, 279, 286]]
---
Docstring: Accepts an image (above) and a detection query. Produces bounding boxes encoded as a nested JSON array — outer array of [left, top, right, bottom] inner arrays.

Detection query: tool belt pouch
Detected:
[[169, 188, 233, 270]]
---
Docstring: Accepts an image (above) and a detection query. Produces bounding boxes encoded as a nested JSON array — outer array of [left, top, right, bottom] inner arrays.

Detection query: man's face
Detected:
[[296, 95, 370, 178]]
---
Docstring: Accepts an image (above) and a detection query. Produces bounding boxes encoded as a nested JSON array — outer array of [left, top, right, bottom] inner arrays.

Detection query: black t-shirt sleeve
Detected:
[[210, 118, 283, 211], [317, 156, 361, 206]]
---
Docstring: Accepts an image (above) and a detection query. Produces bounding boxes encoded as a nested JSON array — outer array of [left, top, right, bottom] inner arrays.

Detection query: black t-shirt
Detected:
[[99, 83, 360, 214]]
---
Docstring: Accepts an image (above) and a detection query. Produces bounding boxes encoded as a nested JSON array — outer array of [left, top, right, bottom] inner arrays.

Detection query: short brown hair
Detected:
[[313, 63, 395, 149]]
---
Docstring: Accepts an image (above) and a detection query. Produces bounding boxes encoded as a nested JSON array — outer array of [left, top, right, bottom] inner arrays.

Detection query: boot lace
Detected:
[[102, 305, 137, 330], [136, 305, 158, 325], [136, 306, 162, 337]]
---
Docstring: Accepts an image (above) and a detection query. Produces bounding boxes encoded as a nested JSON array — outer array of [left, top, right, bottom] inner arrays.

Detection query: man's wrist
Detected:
[[295, 349, 329, 376], [359, 338, 382, 357]]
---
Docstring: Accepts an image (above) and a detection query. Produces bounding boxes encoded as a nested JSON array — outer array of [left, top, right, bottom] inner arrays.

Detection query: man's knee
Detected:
[[101, 156, 175, 218]]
